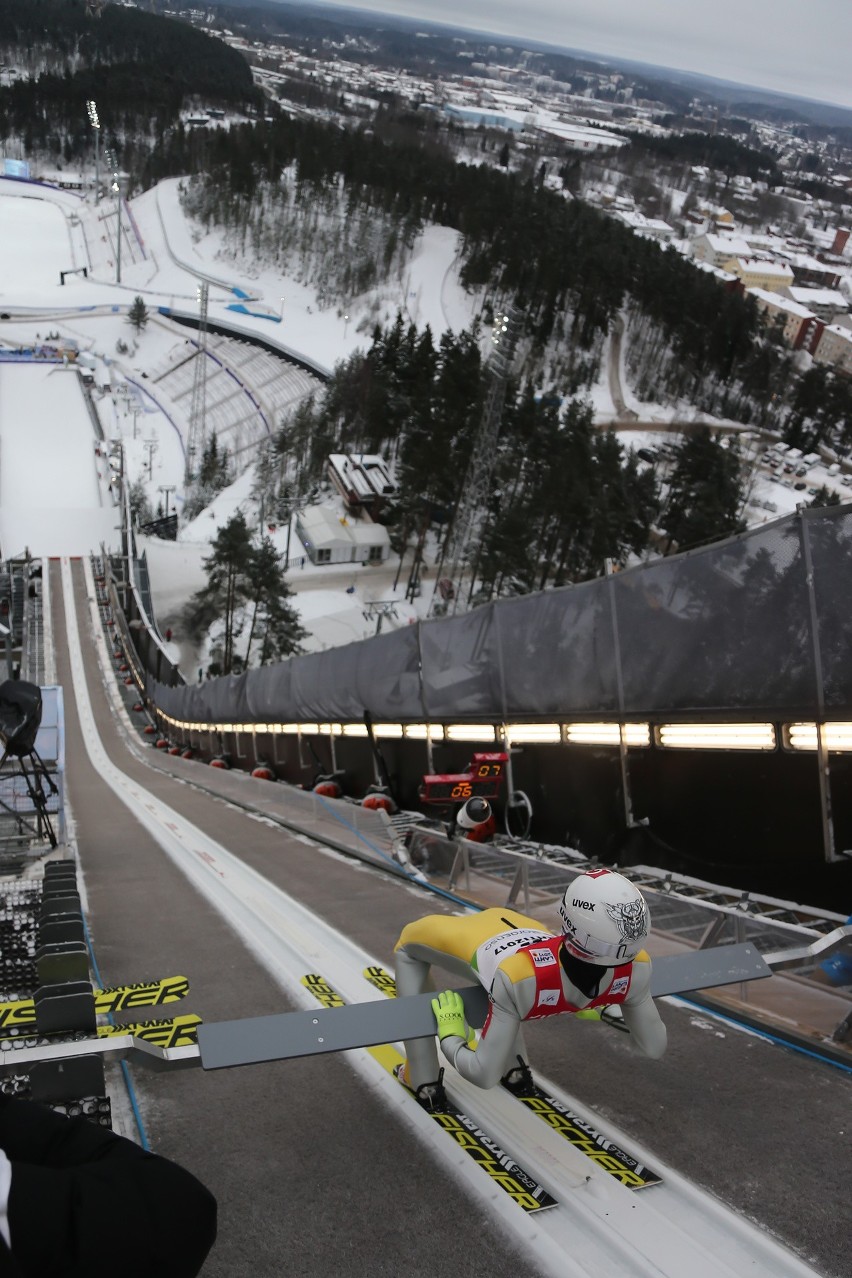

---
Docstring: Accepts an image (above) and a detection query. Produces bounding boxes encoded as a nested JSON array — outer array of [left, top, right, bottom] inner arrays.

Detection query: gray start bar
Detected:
[[197, 986, 489, 1071], [197, 944, 771, 1072]]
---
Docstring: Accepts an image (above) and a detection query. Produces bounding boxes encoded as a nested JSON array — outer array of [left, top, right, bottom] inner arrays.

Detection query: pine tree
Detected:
[[245, 536, 307, 666], [663, 429, 746, 552], [127, 296, 149, 332], [808, 486, 842, 508], [185, 511, 255, 674], [128, 478, 153, 525], [184, 435, 232, 520]]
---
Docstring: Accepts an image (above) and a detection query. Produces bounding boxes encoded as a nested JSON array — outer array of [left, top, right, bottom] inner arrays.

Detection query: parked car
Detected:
[[794, 482, 807, 491]]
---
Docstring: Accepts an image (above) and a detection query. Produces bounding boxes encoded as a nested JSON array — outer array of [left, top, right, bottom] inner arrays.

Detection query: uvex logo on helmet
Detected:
[[572, 899, 594, 911]]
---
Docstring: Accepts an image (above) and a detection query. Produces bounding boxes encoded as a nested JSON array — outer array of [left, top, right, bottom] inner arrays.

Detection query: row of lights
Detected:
[[152, 712, 852, 753]]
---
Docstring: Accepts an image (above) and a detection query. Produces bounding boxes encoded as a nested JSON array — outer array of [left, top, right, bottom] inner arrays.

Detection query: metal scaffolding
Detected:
[[185, 283, 210, 486], [432, 306, 521, 616]]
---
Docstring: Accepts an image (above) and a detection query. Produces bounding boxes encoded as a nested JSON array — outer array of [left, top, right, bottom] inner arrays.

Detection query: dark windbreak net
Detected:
[[145, 506, 852, 727]]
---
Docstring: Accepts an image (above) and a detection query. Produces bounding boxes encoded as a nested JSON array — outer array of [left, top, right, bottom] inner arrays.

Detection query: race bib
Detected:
[[473, 928, 551, 992]]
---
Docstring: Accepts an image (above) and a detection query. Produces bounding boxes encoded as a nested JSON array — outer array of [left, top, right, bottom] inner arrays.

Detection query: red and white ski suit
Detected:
[[394, 907, 666, 1089]]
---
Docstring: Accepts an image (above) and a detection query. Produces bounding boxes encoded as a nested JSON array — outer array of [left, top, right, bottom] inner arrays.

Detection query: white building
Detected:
[[616, 210, 674, 241], [692, 233, 751, 268], [295, 504, 391, 567]]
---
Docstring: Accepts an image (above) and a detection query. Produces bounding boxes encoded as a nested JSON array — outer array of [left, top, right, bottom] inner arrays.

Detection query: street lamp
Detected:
[[86, 99, 100, 204], [279, 296, 285, 322], [343, 311, 350, 339]]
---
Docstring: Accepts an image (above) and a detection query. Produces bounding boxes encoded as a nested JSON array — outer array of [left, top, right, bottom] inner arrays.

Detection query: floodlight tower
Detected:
[[104, 147, 121, 283], [112, 174, 122, 284], [185, 282, 210, 486], [431, 305, 522, 616], [86, 100, 101, 205]]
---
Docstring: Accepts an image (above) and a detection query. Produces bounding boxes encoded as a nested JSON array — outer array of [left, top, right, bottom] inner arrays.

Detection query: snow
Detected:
[[0, 362, 118, 556], [149, 179, 477, 372], [0, 192, 71, 288]]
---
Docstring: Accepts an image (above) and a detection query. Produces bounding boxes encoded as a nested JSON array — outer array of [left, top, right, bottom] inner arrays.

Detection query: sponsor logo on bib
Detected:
[[529, 947, 557, 967], [537, 989, 560, 1007], [609, 976, 629, 995]]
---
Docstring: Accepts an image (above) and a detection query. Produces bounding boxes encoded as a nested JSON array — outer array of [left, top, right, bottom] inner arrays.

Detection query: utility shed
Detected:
[[295, 504, 391, 566]]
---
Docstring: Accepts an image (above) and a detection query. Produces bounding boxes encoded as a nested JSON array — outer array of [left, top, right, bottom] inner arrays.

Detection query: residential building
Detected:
[[784, 287, 849, 323], [812, 325, 852, 375], [693, 261, 741, 290], [723, 257, 795, 293], [693, 232, 751, 268], [616, 210, 674, 240], [786, 253, 842, 291], [747, 288, 823, 350]]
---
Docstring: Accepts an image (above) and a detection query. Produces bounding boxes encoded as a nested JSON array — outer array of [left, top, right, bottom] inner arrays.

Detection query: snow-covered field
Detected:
[[0, 363, 117, 556], [0, 173, 845, 663], [0, 192, 72, 290]]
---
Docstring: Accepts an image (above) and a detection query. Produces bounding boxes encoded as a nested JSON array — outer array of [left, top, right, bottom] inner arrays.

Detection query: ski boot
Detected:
[[394, 1063, 449, 1112], [500, 1054, 536, 1097]]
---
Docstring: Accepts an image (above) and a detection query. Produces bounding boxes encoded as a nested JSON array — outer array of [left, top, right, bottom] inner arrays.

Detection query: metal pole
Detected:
[[799, 508, 837, 862], [606, 559, 635, 827], [116, 185, 122, 285]]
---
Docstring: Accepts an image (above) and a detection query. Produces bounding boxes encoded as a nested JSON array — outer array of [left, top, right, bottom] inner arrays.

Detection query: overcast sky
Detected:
[[304, 0, 852, 111]]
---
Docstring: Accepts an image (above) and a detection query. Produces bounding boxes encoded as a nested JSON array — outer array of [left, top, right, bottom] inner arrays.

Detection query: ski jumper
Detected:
[[394, 907, 666, 1089]]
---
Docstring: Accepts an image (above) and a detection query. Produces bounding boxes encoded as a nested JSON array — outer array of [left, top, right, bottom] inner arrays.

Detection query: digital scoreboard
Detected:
[[419, 752, 508, 805]]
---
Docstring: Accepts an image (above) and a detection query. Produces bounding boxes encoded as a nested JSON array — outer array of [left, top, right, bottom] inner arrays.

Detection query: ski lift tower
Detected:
[[431, 306, 521, 616], [184, 282, 210, 487]]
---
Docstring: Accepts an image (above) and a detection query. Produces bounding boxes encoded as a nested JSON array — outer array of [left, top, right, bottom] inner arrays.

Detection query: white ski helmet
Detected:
[[558, 869, 650, 964], [456, 797, 492, 830]]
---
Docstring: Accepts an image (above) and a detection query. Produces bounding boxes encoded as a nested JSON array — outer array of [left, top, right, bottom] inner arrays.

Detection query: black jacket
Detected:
[[0, 1095, 216, 1277]]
